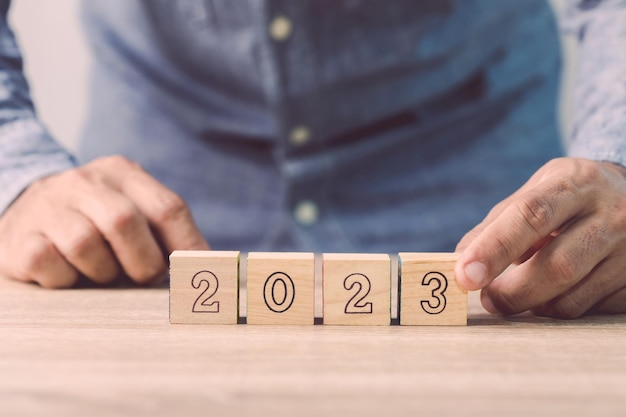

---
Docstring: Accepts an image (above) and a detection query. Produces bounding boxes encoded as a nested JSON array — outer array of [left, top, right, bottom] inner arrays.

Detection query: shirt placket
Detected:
[[261, 0, 322, 228]]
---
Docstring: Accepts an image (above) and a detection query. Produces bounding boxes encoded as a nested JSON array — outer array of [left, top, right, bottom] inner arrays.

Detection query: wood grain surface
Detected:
[[399, 252, 467, 326], [1, 275, 626, 417], [322, 253, 391, 326], [169, 250, 240, 324]]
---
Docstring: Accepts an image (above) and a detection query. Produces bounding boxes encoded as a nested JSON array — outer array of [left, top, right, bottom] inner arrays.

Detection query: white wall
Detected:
[[9, 0, 576, 153], [551, 0, 578, 140], [10, 0, 88, 151]]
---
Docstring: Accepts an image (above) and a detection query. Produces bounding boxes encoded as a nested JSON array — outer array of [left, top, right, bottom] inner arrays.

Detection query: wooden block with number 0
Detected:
[[247, 252, 315, 325], [169, 250, 240, 324], [399, 253, 467, 326], [323, 253, 390, 325]]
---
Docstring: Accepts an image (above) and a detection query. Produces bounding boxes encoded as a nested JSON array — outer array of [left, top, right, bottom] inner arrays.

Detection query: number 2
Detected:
[[420, 271, 447, 315], [344, 273, 373, 314], [191, 270, 220, 313]]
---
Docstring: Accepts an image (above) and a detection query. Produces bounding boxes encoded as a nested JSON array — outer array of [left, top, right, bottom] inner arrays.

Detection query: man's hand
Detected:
[[0, 156, 209, 288], [455, 157, 626, 318]]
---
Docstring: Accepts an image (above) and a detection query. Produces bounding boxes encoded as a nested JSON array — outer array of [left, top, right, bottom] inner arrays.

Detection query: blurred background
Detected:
[[10, 0, 576, 153]]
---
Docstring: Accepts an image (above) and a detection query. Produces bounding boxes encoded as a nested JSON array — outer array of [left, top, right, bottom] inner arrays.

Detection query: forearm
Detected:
[[0, 120, 76, 213], [0, 0, 76, 214]]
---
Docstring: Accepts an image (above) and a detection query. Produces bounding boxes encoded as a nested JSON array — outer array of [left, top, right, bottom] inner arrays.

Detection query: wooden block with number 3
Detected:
[[247, 252, 315, 325], [399, 253, 467, 326], [323, 253, 391, 325], [169, 251, 240, 324]]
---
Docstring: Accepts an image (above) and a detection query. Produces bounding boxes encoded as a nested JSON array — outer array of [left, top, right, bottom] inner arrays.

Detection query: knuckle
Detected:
[[20, 236, 56, 277], [70, 167, 101, 188], [491, 234, 515, 263], [606, 196, 626, 229], [544, 249, 579, 290], [90, 155, 141, 176], [152, 192, 188, 224], [64, 225, 100, 258], [575, 158, 605, 185], [19, 237, 79, 289], [106, 201, 141, 233], [516, 196, 554, 234], [545, 157, 564, 169], [58, 167, 106, 196], [102, 155, 136, 170], [546, 158, 602, 185]]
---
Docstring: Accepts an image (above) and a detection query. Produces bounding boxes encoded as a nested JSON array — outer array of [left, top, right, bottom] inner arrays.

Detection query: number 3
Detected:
[[420, 271, 447, 315]]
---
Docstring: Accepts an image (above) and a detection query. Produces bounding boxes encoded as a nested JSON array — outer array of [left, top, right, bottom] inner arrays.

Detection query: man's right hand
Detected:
[[0, 155, 209, 288]]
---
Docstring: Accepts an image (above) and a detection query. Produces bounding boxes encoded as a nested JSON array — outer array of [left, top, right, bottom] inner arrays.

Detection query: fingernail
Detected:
[[464, 261, 487, 287]]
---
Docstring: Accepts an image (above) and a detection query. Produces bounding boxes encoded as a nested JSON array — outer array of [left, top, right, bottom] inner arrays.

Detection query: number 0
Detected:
[[263, 272, 296, 313]]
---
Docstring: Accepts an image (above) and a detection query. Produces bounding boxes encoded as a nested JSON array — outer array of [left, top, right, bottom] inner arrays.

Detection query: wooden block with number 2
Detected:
[[399, 252, 467, 326], [169, 251, 240, 324], [323, 253, 391, 325]]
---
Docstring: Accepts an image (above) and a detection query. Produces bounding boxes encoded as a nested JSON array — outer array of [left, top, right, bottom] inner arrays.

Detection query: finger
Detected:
[[532, 254, 626, 318], [43, 209, 122, 284], [74, 186, 166, 284], [11, 233, 79, 288], [514, 220, 578, 265], [515, 234, 554, 265], [455, 172, 547, 254], [118, 166, 210, 252], [455, 180, 591, 291], [590, 286, 626, 315], [480, 215, 611, 315], [456, 197, 513, 253]]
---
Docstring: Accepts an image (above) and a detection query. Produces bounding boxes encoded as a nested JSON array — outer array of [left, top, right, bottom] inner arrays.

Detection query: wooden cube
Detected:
[[399, 253, 467, 326], [322, 253, 391, 325], [247, 252, 315, 325], [169, 250, 240, 324]]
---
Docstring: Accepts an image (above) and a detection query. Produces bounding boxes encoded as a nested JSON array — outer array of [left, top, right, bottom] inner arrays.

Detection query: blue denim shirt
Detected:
[[0, 1, 623, 253]]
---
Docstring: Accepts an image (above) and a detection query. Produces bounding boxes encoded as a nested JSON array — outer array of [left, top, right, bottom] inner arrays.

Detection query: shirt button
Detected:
[[294, 200, 319, 226], [269, 16, 292, 41], [289, 126, 311, 146]]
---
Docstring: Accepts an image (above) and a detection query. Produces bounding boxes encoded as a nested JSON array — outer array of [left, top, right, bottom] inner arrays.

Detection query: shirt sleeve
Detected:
[[0, 0, 76, 215], [561, 0, 626, 165]]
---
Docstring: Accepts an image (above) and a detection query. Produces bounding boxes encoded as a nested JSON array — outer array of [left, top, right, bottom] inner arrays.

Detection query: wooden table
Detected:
[[1, 275, 626, 417]]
